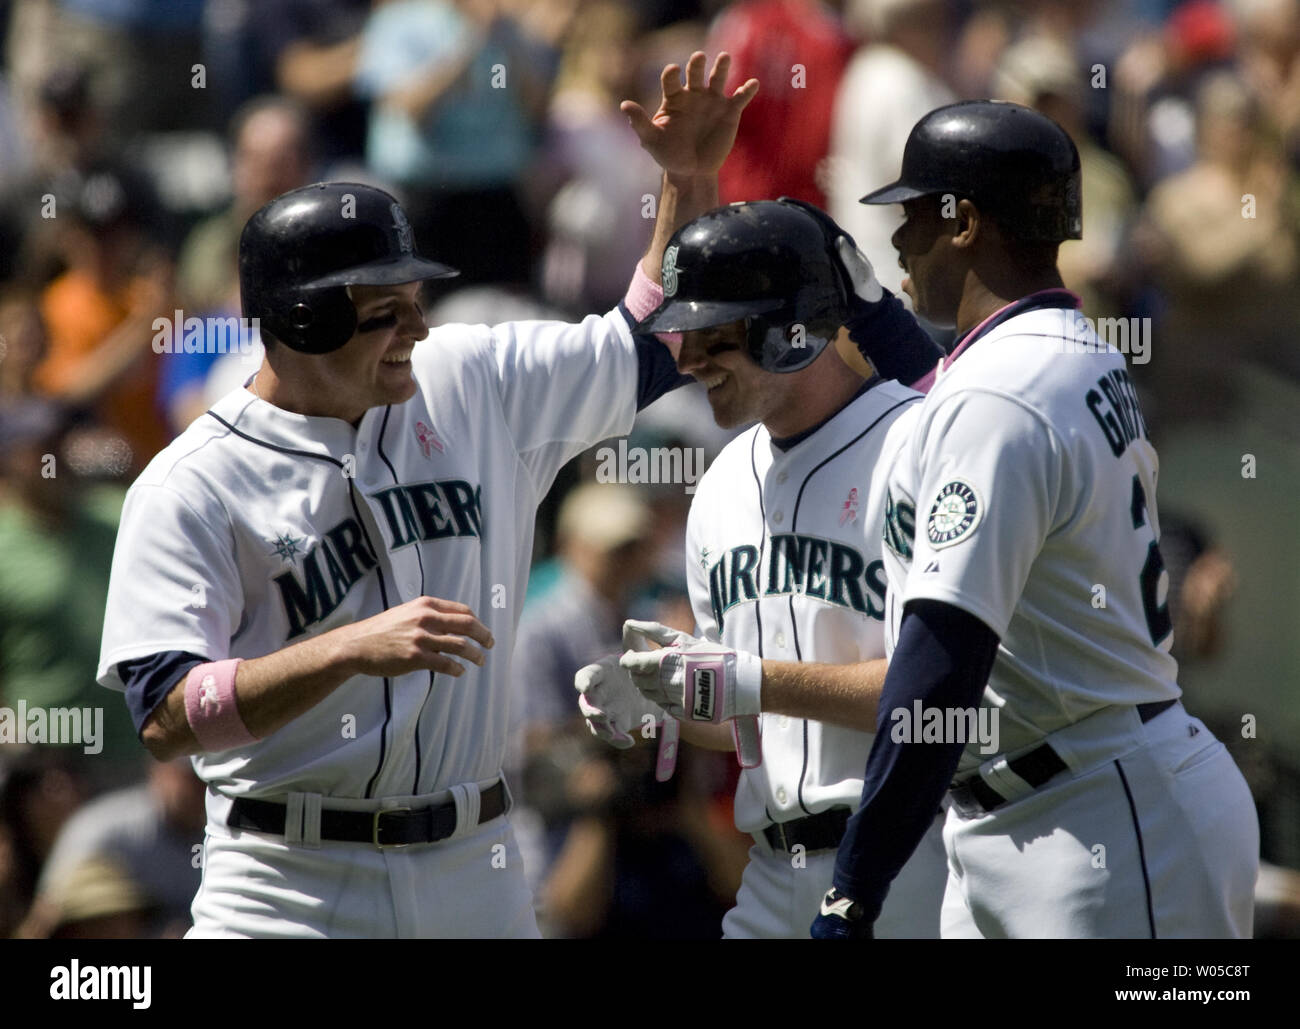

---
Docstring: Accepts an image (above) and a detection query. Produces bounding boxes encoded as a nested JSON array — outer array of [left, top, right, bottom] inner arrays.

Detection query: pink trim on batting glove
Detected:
[[184, 659, 256, 752], [624, 264, 681, 347]]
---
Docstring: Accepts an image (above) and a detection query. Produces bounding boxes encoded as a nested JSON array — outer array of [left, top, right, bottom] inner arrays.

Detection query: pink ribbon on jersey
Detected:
[[415, 421, 444, 457]]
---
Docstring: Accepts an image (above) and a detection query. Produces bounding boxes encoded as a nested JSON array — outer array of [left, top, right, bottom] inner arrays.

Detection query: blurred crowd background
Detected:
[[0, 0, 1297, 939]]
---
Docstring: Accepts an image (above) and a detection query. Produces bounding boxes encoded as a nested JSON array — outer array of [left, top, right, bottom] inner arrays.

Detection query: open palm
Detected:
[[621, 51, 759, 178]]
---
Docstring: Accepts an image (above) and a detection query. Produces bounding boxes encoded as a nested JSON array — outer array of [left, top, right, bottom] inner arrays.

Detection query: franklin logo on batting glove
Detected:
[[619, 619, 764, 767], [691, 666, 716, 720]]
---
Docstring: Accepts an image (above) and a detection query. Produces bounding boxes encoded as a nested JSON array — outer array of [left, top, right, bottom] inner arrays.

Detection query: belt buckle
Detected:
[[372, 806, 412, 848], [946, 781, 984, 819]]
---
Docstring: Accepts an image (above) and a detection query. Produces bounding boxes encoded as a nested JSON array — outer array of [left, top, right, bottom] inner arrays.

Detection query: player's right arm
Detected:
[[99, 479, 493, 762], [758, 658, 888, 733], [137, 597, 493, 762]]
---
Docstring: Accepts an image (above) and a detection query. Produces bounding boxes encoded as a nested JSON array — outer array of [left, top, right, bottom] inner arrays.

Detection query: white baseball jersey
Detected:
[[686, 379, 921, 832], [98, 309, 639, 811], [880, 304, 1181, 774]]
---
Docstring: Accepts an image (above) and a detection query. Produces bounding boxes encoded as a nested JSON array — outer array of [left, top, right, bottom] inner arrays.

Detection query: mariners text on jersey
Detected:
[[707, 535, 887, 630], [272, 479, 485, 639]]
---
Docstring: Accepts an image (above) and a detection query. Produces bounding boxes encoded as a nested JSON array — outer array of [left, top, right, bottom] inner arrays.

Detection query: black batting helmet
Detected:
[[861, 100, 1082, 242], [239, 182, 459, 354], [635, 198, 853, 374]]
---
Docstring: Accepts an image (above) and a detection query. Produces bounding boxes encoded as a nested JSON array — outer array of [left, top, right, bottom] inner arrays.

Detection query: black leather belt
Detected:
[[228, 781, 507, 848], [948, 699, 1177, 815], [764, 807, 851, 853]]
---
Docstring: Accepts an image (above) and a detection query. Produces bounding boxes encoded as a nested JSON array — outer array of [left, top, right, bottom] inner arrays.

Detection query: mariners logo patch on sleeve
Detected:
[[926, 479, 982, 548]]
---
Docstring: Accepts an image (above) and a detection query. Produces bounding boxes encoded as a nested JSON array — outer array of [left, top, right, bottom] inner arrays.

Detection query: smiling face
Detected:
[[264, 281, 429, 422], [891, 196, 967, 328], [674, 318, 790, 430]]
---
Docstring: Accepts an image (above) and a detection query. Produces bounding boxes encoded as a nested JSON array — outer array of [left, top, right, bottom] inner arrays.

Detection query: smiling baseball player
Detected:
[[95, 52, 758, 938], [811, 101, 1259, 938], [576, 198, 948, 939]]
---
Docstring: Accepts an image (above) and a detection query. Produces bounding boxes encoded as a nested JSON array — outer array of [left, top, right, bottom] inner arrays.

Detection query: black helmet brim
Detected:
[[859, 181, 930, 206], [306, 255, 460, 289], [634, 296, 786, 336]]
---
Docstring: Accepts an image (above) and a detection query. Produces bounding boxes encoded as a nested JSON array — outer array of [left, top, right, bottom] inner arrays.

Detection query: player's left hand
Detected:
[[810, 888, 874, 940], [835, 237, 883, 305], [620, 51, 759, 178], [574, 654, 665, 749], [618, 620, 761, 724]]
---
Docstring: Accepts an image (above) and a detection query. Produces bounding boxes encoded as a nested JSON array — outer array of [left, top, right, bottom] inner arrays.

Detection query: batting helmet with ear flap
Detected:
[[634, 198, 853, 374], [238, 182, 459, 355]]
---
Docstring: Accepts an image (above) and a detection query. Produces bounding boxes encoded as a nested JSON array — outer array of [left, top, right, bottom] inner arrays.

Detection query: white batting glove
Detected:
[[619, 620, 762, 724], [574, 654, 665, 749], [836, 236, 883, 304]]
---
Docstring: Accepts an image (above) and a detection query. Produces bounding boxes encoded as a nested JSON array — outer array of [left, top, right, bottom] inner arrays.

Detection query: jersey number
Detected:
[[1129, 475, 1172, 647]]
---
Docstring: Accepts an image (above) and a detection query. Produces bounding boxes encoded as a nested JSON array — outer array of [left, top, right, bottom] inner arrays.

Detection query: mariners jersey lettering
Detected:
[[880, 306, 1180, 772], [686, 380, 920, 833], [707, 534, 889, 629], [97, 309, 639, 803]]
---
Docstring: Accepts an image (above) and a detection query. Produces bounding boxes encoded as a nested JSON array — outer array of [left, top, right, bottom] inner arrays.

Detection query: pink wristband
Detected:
[[624, 265, 681, 346], [184, 659, 256, 752]]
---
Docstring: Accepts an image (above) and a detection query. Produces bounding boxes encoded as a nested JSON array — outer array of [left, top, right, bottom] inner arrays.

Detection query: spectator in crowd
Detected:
[[163, 96, 313, 435], [19, 0, 209, 141], [1111, 0, 1240, 188], [540, 743, 745, 938], [0, 750, 88, 937], [538, 0, 660, 313], [1135, 71, 1300, 425], [826, 0, 955, 295], [707, 0, 854, 208], [176, 96, 313, 317], [1233, 0, 1300, 166], [251, 0, 372, 167], [508, 484, 658, 877], [23, 757, 204, 937], [20, 855, 160, 938], [0, 398, 142, 778], [0, 288, 47, 398], [31, 166, 173, 471], [354, 0, 555, 286], [993, 35, 1139, 317]]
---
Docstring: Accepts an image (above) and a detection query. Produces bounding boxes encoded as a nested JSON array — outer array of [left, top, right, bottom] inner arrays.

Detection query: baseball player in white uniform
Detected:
[[95, 52, 758, 938], [811, 101, 1259, 938], [575, 198, 950, 938]]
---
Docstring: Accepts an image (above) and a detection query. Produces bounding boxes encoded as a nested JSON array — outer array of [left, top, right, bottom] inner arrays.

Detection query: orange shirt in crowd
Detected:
[[34, 269, 169, 468]]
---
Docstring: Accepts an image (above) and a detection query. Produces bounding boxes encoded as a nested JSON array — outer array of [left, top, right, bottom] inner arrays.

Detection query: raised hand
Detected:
[[620, 51, 759, 178]]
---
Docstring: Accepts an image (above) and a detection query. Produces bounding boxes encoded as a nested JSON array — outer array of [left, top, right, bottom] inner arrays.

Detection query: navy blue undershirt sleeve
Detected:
[[620, 301, 692, 409], [832, 599, 1000, 919], [118, 650, 208, 737], [846, 290, 944, 388]]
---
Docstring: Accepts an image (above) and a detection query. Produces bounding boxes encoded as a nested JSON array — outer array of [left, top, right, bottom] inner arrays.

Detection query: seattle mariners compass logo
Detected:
[[663, 245, 680, 297], [269, 532, 305, 564], [926, 479, 981, 548]]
